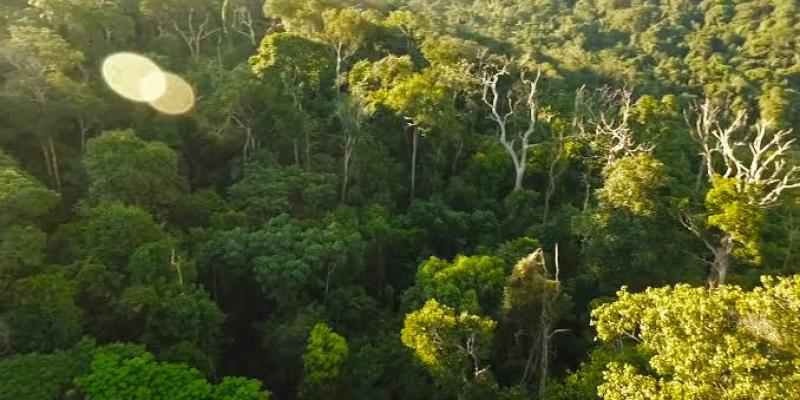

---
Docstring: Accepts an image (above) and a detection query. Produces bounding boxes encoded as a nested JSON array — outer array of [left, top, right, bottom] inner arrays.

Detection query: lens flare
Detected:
[[102, 52, 166, 102], [148, 72, 195, 116]]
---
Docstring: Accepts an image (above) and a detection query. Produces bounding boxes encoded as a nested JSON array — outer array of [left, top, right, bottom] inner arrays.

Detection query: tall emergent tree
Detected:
[[481, 60, 544, 192], [684, 99, 800, 287]]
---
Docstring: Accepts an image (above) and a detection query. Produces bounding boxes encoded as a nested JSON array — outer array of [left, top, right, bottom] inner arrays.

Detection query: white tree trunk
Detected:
[[410, 129, 419, 199], [709, 235, 734, 288]]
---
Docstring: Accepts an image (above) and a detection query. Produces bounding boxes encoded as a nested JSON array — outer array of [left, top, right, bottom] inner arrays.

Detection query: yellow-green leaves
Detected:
[[300, 322, 348, 399], [592, 276, 800, 399], [401, 299, 496, 380], [706, 175, 764, 263], [597, 154, 668, 217], [250, 33, 331, 88]]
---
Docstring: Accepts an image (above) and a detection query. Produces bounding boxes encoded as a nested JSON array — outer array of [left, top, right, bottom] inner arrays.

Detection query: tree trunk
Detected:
[[41, 138, 60, 190], [242, 127, 253, 161], [410, 129, 419, 200], [49, 137, 60, 191], [538, 320, 550, 398], [695, 153, 707, 192], [582, 175, 592, 211], [78, 119, 89, 152], [519, 332, 538, 386], [324, 264, 336, 305], [452, 138, 463, 174], [709, 235, 734, 288], [41, 142, 53, 187], [341, 146, 351, 203], [305, 129, 311, 171], [513, 164, 524, 192]]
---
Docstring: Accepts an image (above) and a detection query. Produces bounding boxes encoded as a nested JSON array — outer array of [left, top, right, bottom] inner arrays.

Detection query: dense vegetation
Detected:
[[2, 0, 800, 399]]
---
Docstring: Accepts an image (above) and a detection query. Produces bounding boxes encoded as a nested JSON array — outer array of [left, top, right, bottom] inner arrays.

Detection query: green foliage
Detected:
[[228, 163, 338, 221], [212, 376, 272, 400], [248, 215, 364, 306], [597, 155, 669, 217], [128, 240, 196, 287], [79, 202, 165, 266], [0, 153, 58, 284], [3, 0, 800, 398], [120, 285, 224, 354], [83, 130, 185, 216], [0, 340, 94, 400], [401, 299, 496, 389], [75, 348, 271, 400], [299, 322, 349, 398], [0, 151, 59, 225], [706, 175, 765, 263], [6, 273, 82, 353], [0, 225, 47, 282], [544, 345, 649, 400], [250, 32, 332, 88], [592, 275, 800, 399], [405, 254, 506, 314], [573, 206, 697, 295]]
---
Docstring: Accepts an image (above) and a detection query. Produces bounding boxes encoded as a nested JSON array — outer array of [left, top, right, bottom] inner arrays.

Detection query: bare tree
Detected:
[[577, 86, 653, 166], [574, 86, 653, 209], [482, 62, 543, 192], [175, 8, 219, 59], [221, 0, 259, 45], [337, 96, 369, 203], [684, 99, 800, 287]]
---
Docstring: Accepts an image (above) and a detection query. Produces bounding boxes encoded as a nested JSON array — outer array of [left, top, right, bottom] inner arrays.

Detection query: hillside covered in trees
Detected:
[[2, 0, 800, 399]]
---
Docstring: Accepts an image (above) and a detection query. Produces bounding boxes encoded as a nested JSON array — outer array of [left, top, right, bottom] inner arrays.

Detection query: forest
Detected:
[[1, 0, 800, 399]]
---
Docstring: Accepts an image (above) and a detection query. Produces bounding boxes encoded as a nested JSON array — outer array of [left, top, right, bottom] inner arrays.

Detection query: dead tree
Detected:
[[685, 99, 800, 287], [337, 96, 369, 203], [172, 8, 220, 59], [573, 86, 654, 209], [482, 62, 543, 192], [577, 86, 653, 166]]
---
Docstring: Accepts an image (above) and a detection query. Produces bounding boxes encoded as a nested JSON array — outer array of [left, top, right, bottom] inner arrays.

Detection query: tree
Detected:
[[0, 341, 94, 400], [684, 99, 800, 287], [592, 275, 800, 399], [28, 0, 135, 61], [250, 215, 363, 306], [299, 322, 348, 399], [140, 0, 221, 59], [351, 57, 460, 198], [481, 61, 544, 192], [221, 0, 269, 46], [6, 274, 82, 353], [0, 152, 59, 286], [596, 154, 668, 217], [401, 299, 497, 397], [120, 285, 224, 365], [75, 347, 271, 400], [83, 130, 185, 217], [0, 25, 85, 190], [201, 65, 271, 162], [0, 151, 59, 226], [403, 254, 507, 314], [79, 202, 165, 267], [227, 161, 337, 222], [502, 249, 569, 395], [250, 32, 332, 169]]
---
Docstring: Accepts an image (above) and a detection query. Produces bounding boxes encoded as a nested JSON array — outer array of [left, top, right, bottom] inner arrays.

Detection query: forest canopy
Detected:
[[1, 0, 800, 399]]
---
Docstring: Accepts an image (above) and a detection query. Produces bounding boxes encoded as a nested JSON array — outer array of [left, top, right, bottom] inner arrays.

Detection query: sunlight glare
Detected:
[[147, 72, 195, 116], [102, 52, 166, 102]]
